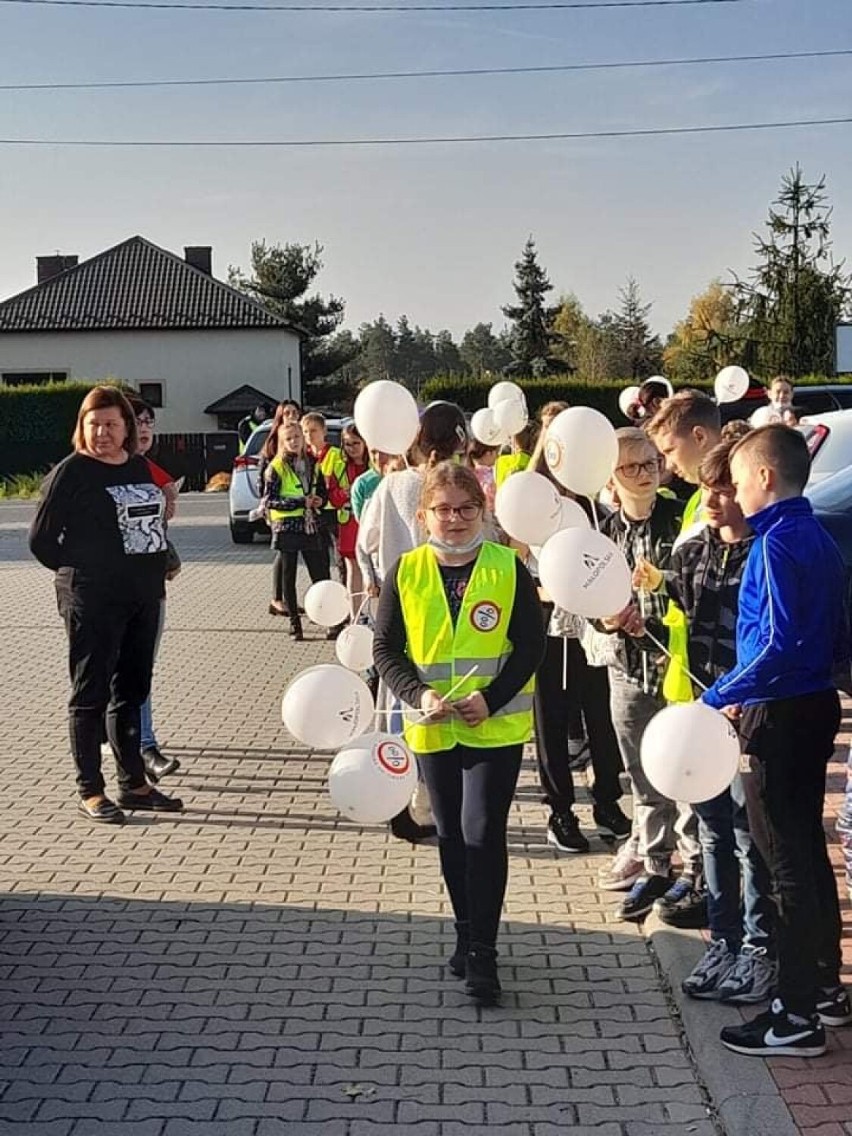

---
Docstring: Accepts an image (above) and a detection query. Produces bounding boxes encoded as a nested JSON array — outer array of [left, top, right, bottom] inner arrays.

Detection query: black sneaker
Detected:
[[546, 811, 589, 854], [720, 997, 826, 1058], [465, 946, 501, 1005], [653, 876, 708, 929], [816, 985, 852, 1027], [617, 873, 671, 922], [592, 802, 631, 840], [448, 921, 469, 978], [389, 808, 437, 845]]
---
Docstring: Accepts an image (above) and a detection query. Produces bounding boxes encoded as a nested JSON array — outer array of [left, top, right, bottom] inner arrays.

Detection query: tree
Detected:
[[606, 276, 663, 380], [664, 280, 741, 383], [433, 329, 463, 375], [459, 322, 512, 376], [501, 237, 560, 375], [357, 316, 397, 382], [229, 240, 356, 382], [734, 166, 851, 376]]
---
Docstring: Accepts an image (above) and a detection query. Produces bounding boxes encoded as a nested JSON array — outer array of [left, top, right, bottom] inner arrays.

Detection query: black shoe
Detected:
[[720, 998, 826, 1057], [816, 985, 852, 1027], [653, 875, 708, 929], [117, 786, 184, 813], [289, 618, 304, 641], [546, 811, 589, 854], [142, 746, 181, 783], [77, 796, 126, 825], [465, 945, 501, 1005], [389, 808, 437, 845], [449, 921, 469, 978], [326, 621, 347, 641], [617, 873, 671, 922], [592, 802, 631, 840]]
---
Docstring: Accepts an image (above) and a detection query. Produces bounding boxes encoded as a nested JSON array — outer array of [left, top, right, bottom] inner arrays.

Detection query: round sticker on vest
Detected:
[[375, 740, 411, 776], [470, 600, 501, 632]]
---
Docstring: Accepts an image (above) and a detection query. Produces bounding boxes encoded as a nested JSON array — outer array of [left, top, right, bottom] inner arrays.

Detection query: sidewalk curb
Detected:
[[647, 916, 799, 1136]]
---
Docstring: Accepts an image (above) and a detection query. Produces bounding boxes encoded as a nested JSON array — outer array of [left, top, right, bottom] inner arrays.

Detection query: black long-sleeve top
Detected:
[[29, 452, 168, 600], [373, 549, 546, 715]]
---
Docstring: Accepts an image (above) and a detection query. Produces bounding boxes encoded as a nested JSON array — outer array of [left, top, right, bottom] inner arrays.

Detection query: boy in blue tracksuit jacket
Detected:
[[701, 425, 851, 1058]]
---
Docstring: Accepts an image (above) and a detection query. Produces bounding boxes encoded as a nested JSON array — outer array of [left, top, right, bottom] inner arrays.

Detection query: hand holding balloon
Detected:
[[452, 691, 489, 726], [633, 557, 663, 593], [602, 602, 645, 637], [420, 689, 453, 722]]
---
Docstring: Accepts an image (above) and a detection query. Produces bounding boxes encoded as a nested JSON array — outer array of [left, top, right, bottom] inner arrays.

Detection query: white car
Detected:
[[800, 409, 852, 486], [228, 417, 347, 544]]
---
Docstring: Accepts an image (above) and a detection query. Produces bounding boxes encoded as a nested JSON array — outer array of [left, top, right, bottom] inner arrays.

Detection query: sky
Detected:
[[0, 0, 851, 342]]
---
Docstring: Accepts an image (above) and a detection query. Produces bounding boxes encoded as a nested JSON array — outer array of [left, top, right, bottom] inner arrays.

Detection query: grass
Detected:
[[0, 472, 44, 499]]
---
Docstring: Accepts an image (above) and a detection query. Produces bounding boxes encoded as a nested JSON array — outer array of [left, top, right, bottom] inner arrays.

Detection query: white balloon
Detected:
[[492, 397, 528, 437], [281, 664, 374, 750], [495, 471, 564, 546], [544, 407, 619, 497], [749, 405, 782, 427], [470, 407, 507, 446], [335, 623, 375, 672], [304, 580, 350, 627], [556, 496, 592, 532], [714, 366, 750, 404], [646, 375, 674, 397], [354, 380, 420, 455], [640, 702, 739, 805], [488, 380, 525, 409], [618, 385, 641, 418], [538, 528, 632, 619], [328, 732, 418, 824]]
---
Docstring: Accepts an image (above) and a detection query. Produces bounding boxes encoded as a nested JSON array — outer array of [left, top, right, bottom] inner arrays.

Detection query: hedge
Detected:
[[419, 373, 842, 422]]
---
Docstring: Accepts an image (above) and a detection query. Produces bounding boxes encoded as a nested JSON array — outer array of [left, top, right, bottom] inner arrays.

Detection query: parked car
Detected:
[[228, 416, 347, 544], [794, 384, 852, 417], [800, 410, 852, 485]]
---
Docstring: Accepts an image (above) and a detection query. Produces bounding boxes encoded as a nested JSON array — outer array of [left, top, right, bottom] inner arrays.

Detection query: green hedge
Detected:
[[0, 379, 115, 445], [419, 373, 841, 422]]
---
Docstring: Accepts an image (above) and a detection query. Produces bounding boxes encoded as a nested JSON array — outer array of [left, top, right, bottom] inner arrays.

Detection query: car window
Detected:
[[794, 391, 839, 416], [807, 464, 852, 512], [245, 427, 270, 457]]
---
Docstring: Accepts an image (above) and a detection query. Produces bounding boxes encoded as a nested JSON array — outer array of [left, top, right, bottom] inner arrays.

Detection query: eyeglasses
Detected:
[[428, 503, 482, 521], [136, 415, 155, 426], [615, 458, 661, 479]]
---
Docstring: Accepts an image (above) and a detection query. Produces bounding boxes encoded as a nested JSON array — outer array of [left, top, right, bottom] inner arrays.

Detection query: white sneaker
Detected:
[[717, 945, 778, 1005], [598, 840, 642, 892]]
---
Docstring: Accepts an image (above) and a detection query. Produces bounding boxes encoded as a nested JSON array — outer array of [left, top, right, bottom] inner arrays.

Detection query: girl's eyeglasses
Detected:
[[136, 415, 155, 427], [428, 503, 482, 521]]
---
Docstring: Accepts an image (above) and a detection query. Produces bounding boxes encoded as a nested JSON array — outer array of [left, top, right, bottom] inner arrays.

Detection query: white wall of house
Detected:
[[0, 327, 301, 432]]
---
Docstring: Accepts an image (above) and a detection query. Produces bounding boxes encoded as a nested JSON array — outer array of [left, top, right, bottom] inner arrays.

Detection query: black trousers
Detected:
[[739, 690, 843, 1017], [57, 583, 158, 798], [534, 633, 623, 814], [273, 547, 330, 613], [418, 743, 522, 950]]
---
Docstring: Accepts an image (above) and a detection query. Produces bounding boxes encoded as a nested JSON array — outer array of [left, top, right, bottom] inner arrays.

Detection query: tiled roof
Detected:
[[0, 236, 298, 334]]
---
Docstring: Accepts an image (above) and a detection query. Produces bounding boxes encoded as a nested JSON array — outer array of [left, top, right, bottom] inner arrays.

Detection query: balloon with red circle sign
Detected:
[[328, 732, 418, 824]]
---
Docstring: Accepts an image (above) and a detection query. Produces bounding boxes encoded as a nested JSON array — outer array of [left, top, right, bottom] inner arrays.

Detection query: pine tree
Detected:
[[607, 276, 663, 380], [501, 238, 559, 375]]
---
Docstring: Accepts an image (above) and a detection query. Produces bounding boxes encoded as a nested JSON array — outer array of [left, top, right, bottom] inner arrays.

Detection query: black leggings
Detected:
[[273, 547, 330, 612], [418, 743, 522, 950]]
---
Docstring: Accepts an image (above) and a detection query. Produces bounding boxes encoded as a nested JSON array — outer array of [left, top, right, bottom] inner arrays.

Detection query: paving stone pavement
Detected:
[[0, 492, 823, 1136]]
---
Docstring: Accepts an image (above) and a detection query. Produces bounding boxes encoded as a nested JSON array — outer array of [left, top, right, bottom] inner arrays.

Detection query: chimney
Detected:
[[184, 246, 212, 275], [37, 254, 78, 285]]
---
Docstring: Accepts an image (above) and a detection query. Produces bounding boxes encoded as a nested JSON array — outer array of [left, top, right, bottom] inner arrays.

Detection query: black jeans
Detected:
[[273, 547, 330, 613], [57, 583, 159, 798], [739, 690, 843, 1017], [534, 633, 623, 814], [418, 743, 522, 950]]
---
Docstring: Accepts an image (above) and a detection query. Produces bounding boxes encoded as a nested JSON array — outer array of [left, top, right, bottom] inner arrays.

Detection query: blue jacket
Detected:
[[702, 496, 848, 709]]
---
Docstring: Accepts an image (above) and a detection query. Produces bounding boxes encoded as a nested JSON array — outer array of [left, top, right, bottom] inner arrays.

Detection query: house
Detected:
[[0, 236, 303, 433]]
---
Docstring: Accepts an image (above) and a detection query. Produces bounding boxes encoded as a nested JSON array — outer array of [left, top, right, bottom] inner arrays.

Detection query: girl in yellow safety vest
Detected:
[[374, 462, 545, 1004], [326, 423, 369, 620]]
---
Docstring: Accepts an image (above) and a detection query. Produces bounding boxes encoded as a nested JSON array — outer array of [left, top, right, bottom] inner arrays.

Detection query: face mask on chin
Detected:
[[427, 532, 485, 556]]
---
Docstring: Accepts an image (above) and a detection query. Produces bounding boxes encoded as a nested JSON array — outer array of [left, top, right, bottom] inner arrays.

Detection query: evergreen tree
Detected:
[[501, 237, 559, 375], [229, 240, 356, 382], [734, 166, 850, 376], [357, 316, 397, 382], [607, 276, 663, 380], [433, 329, 463, 375], [459, 322, 512, 376]]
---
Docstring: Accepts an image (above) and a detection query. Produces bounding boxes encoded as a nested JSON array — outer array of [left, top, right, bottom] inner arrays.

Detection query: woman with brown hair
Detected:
[[29, 385, 183, 824]]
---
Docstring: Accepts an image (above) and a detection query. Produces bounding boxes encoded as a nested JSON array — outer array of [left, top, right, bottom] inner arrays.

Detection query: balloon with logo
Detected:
[[354, 380, 420, 455], [281, 664, 374, 749], [538, 528, 631, 619], [304, 580, 350, 627], [495, 471, 563, 546], [714, 366, 750, 405], [335, 623, 375, 672], [640, 702, 739, 804], [328, 732, 419, 824], [487, 380, 526, 410], [618, 385, 642, 419], [544, 407, 619, 497], [471, 407, 508, 447]]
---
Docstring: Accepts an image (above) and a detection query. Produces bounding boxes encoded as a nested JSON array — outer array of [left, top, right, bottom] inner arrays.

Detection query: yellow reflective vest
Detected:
[[267, 455, 321, 523], [396, 542, 535, 754], [661, 489, 703, 703], [494, 451, 530, 489], [317, 445, 344, 515]]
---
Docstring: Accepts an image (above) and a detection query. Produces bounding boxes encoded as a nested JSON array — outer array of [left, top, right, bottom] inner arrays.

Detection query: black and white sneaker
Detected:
[[617, 873, 671, 922], [547, 811, 590, 854], [816, 985, 852, 1027], [592, 802, 631, 840], [653, 875, 708, 929], [720, 998, 826, 1058]]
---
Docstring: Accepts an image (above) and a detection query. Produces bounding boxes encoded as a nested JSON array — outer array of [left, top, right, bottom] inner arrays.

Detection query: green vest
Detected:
[[494, 452, 530, 489], [397, 542, 535, 754], [317, 445, 344, 513], [267, 455, 319, 523], [662, 489, 703, 704]]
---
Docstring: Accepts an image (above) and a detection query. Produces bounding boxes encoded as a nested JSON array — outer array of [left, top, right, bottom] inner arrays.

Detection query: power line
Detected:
[[3, 47, 847, 91], [0, 0, 746, 11], [1, 115, 848, 147]]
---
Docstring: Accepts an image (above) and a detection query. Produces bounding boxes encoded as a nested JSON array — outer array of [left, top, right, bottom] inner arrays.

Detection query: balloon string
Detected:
[[562, 637, 568, 692], [588, 496, 600, 532], [639, 589, 649, 695], [642, 628, 709, 693], [373, 664, 480, 722]]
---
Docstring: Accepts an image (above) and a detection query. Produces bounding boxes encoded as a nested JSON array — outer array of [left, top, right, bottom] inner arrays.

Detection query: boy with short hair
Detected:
[[302, 412, 346, 630], [702, 424, 851, 1056]]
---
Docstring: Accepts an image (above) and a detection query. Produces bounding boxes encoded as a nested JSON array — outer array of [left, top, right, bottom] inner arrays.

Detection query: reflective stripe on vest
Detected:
[[662, 489, 702, 704], [396, 542, 535, 753], [267, 455, 314, 522]]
